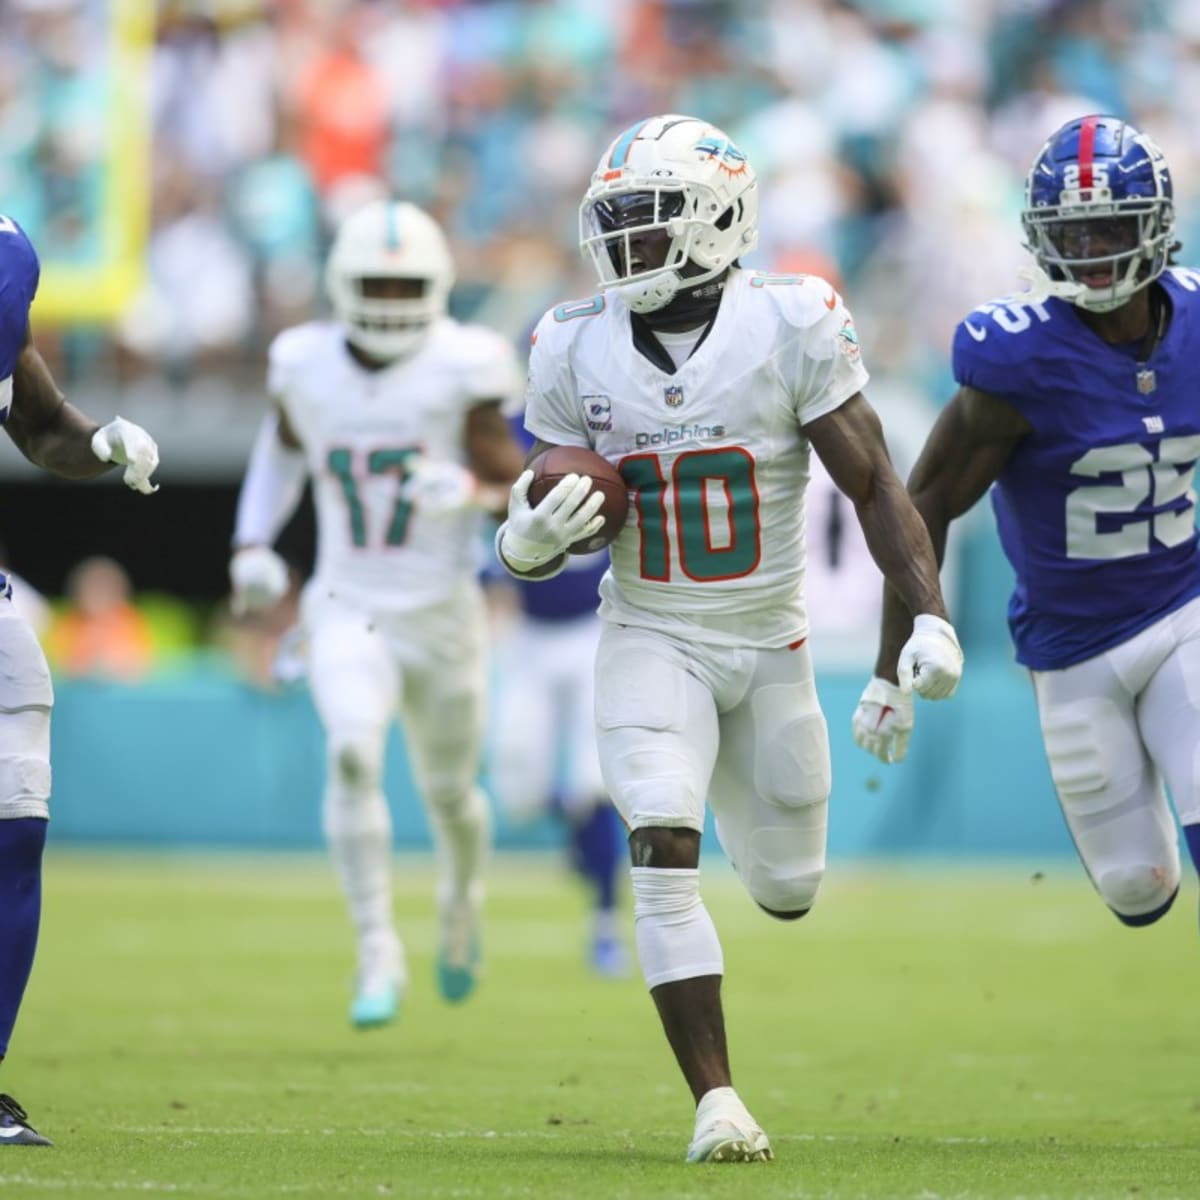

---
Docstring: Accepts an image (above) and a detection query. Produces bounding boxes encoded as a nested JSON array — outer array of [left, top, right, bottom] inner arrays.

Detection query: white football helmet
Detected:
[[579, 114, 758, 313], [326, 200, 454, 360]]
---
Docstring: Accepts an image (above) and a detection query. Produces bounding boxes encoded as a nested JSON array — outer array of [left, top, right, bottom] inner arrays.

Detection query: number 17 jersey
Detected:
[[523, 269, 869, 648], [953, 267, 1200, 670]]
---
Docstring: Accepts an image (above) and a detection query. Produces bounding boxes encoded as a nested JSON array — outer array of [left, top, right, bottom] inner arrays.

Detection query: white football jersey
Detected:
[[524, 269, 869, 647], [270, 317, 521, 612]]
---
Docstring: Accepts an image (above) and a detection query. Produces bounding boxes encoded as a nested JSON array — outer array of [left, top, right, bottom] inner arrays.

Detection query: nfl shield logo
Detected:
[[664, 384, 684, 408], [1136, 368, 1157, 395]]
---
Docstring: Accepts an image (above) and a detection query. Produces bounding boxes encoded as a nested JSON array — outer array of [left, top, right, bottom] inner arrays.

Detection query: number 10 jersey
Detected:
[[523, 269, 870, 649], [953, 267, 1200, 670]]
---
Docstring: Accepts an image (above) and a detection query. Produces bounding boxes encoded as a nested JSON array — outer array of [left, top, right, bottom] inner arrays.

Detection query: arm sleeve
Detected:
[[520, 315, 590, 447], [232, 412, 308, 548], [790, 292, 871, 425]]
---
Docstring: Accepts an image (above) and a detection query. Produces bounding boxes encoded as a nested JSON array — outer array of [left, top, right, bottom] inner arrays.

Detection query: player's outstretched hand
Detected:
[[497, 468, 604, 572], [91, 415, 160, 494], [229, 545, 289, 615], [852, 677, 914, 765], [898, 613, 963, 700], [399, 457, 478, 515]]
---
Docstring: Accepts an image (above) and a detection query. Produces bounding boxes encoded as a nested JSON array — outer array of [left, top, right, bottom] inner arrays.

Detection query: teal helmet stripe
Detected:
[[608, 120, 649, 169], [386, 203, 401, 251]]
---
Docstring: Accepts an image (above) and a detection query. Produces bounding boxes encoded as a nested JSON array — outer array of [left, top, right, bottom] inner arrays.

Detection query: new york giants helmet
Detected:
[[579, 114, 758, 313], [326, 200, 454, 360], [1021, 115, 1175, 313]]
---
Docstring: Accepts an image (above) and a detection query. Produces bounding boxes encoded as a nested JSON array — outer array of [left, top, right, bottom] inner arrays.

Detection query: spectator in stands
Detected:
[[45, 556, 154, 681]]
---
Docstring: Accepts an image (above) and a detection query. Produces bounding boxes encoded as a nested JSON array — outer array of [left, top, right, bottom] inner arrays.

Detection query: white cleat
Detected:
[[686, 1087, 773, 1164]]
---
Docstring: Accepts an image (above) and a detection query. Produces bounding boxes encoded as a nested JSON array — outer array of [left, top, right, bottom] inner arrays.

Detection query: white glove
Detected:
[[497, 468, 605, 571], [92, 416, 160, 495], [852, 676, 914, 765], [898, 613, 963, 700], [399, 457, 478, 515], [229, 545, 289, 615]]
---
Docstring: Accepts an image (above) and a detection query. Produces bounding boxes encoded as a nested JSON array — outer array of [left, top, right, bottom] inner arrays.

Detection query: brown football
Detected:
[[527, 445, 630, 554]]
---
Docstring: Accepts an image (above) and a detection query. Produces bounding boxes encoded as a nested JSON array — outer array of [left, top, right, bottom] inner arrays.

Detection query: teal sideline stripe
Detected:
[[608, 120, 648, 169]]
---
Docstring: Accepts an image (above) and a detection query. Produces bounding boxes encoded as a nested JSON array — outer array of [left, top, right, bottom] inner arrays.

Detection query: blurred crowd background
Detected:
[[3, 0, 1200, 687]]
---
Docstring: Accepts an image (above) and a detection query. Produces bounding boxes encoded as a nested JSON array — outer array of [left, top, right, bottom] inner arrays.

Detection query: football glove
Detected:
[[91, 416, 160, 494], [852, 677, 914, 765], [898, 613, 963, 700], [496, 468, 604, 572], [229, 545, 289, 615]]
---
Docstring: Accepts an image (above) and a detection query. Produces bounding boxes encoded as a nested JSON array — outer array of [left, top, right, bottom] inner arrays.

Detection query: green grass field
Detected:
[[1, 852, 1197, 1199]]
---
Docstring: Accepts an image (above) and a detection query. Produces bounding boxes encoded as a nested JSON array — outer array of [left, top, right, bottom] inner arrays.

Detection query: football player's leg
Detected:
[[402, 650, 490, 1003], [308, 609, 404, 1024], [560, 619, 627, 975], [1135, 604, 1200, 909], [1035, 654, 1178, 926], [709, 643, 830, 921], [597, 627, 768, 1162], [0, 606, 54, 1145]]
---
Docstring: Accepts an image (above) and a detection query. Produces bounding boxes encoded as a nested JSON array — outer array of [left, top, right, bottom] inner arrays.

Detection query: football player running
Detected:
[[495, 115, 963, 1164], [0, 215, 159, 1145], [230, 201, 525, 1028], [855, 115, 1200, 933]]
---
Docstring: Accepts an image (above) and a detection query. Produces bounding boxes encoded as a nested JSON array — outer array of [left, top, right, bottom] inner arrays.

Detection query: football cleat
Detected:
[[350, 976, 401, 1029], [0, 1094, 51, 1146], [686, 1087, 773, 1165], [590, 934, 631, 979]]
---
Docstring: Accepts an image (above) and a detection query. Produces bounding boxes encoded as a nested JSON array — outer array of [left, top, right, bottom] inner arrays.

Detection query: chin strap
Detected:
[[634, 271, 728, 330]]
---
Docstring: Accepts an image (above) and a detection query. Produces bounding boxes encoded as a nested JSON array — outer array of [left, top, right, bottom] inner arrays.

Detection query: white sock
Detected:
[[323, 783, 402, 979], [427, 785, 491, 902]]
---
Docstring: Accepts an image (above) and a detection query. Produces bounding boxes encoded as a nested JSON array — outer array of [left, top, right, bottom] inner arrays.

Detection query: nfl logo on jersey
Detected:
[[664, 384, 684, 408], [1136, 368, 1157, 395]]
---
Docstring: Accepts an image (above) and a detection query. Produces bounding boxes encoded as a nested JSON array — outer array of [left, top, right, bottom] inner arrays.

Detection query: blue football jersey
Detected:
[[0, 215, 39, 426], [953, 267, 1200, 670]]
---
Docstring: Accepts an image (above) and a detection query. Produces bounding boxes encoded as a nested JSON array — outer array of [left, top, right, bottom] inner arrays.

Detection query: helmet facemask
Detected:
[[1022, 202, 1174, 313], [325, 200, 454, 362], [332, 273, 446, 361]]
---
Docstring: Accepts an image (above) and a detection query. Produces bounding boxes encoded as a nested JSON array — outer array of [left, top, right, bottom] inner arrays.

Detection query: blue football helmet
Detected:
[[1021, 115, 1175, 312]]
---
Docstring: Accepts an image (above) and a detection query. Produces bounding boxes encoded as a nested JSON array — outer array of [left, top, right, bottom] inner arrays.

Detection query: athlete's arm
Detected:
[[804, 392, 948, 625], [5, 322, 108, 478], [232, 403, 308, 551], [463, 400, 526, 518], [873, 384, 1030, 681], [228, 402, 307, 613]]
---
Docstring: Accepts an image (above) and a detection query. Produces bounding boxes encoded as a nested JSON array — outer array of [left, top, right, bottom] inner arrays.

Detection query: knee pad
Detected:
[[328, 732, 384, 792], [752, 703, 830, 809], [0, 754, 52, 822], [719, 795, 827, 916], [1097, 861, 1180, 925], [741, 824, 825, 915], [426, 783, 490, 828], [630, 867, 723, 989]]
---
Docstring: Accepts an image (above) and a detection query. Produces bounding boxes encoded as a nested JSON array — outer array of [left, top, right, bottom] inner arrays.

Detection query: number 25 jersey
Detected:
[[523, 269, 870, 648], [953, 267, 1200, 670]]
